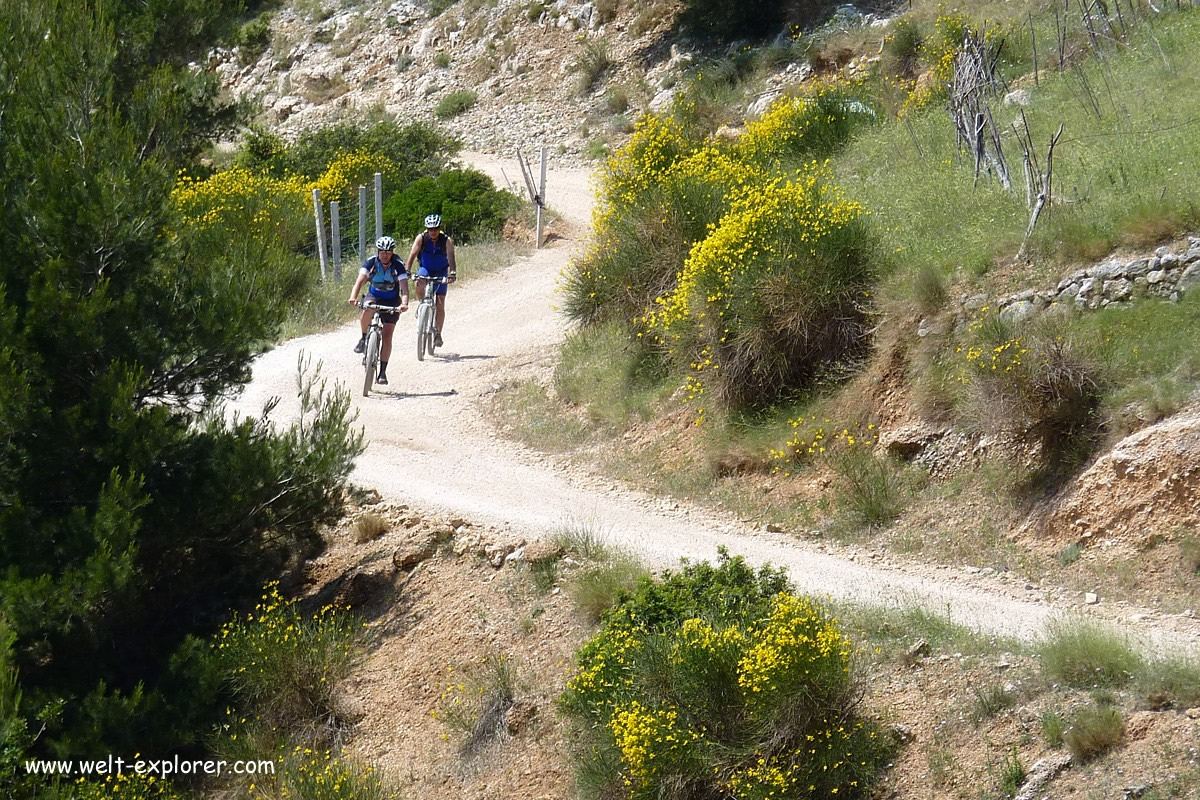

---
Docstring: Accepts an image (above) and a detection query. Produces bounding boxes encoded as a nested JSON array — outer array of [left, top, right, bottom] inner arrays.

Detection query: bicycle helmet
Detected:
[[423, 213, 442, 229], [375, 235, 396, 252]]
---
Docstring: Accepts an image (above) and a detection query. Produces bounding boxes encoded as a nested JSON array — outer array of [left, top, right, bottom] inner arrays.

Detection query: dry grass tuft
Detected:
[[354, 512, 389, 543]]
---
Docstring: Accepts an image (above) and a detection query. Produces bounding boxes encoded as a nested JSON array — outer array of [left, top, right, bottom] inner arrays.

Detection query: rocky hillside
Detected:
[[216, 0, 695, 157]]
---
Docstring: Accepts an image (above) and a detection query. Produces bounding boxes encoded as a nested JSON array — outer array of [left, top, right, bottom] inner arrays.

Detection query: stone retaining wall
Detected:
[[958, 235, 1200, 325]]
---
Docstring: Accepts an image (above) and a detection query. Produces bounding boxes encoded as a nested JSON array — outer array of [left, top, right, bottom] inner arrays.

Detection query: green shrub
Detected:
[[554, 319, 670, 430], [1041, 709, 1067, 746], [212, 583, 360, 730], [433, 653, 518, 756], [1037, 618, 1144, 689], [248, 119, 457, 182], [882, 17, 923, 77], [736, 87, 876, 169], [525, 1, 546, 22], [1064, 703, 1124, 763], [382, 168, 516, 243], [0, 0, 365, 766], [604, 84, 630, 114], [1180, 534, 1200, 575], [568, 552, 651, 622], [554, 517, 612, 561], [970, 683, 1016, 724], [1057, 542, 1083, 566], [1138, 654, 1200, 710], [914, 263, 948, 313], [959, 317, 1104, 480], [583, 136, 609, 161], [235, 12, 272, 64], [829, 447, 909, 529], [559, 552, 891, 799], [433, 49, 451, 67], [647, 165, 877, 410], [572, 37, 611, 95], [995, 745, 1026, 797], [434, 89, 476, 118]]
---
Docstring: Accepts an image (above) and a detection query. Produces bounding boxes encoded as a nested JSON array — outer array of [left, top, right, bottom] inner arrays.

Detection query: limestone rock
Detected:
[[522, 539, 564, 564], [394, 534, 438, 569]]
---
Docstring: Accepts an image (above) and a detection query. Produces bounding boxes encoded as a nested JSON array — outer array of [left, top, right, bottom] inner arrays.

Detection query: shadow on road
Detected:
[[433, 353, 496, 362], [383, 389, 458, 399]]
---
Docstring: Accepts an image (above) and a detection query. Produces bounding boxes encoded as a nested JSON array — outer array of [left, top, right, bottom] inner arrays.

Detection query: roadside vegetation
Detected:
[[498, 0, 1200, 609], [543, 541, 1200, 799], [558, 552, 894, 799]]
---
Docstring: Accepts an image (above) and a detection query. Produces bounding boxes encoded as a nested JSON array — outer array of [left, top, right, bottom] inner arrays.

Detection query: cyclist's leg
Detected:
[[359, 306, 373, 336], [415, 266, 431, 302], [434, 293, 446, 333], [381, 322, 396, 362]]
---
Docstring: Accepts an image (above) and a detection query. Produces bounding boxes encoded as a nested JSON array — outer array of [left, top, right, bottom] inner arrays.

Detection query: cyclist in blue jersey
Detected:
[[404, 213, 457, 348], [347, 235, 409, 385]]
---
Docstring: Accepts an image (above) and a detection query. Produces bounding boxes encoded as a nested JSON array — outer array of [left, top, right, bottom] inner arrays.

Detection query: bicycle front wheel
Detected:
[[363, 328, 381, 397], [415, 304, 430, 361]]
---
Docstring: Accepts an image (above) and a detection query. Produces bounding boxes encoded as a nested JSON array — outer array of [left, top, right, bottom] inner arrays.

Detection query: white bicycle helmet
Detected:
[[423, 213, 442, 229], [375, 235, 396, 251]]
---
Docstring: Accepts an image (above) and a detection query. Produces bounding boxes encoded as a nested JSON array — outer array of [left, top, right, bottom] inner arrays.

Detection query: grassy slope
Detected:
[[492, 4, 1200, 593], [840, 6, 1200, 297]]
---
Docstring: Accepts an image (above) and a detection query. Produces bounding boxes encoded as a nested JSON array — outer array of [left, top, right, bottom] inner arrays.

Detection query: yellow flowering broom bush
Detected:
[[646, 164, 876, 409], [212, 583, 359, 730], [172, 167, 311, 242], [250, 744, 395, 800], [952, 311, 1104, 474], [560, 552, 891, 800], [737, 86, 875, 168]]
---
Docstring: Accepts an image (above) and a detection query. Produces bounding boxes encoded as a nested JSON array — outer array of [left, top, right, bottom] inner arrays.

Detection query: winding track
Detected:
[[233, 153, 1200, 654]]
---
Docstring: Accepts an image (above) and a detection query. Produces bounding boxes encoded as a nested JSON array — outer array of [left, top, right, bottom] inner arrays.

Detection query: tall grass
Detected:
[[1037, 617, 1144, 689], [554, 320, 671, 430], [835, 7, 1200, 292]]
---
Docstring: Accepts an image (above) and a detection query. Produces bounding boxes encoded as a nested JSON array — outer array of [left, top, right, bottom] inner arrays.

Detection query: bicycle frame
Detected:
[[414, 276, 448, 361], [359, 301, 393, 397]]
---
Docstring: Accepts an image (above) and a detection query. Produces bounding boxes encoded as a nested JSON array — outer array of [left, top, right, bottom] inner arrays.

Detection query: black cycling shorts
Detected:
[[371, 297, 402, 324]]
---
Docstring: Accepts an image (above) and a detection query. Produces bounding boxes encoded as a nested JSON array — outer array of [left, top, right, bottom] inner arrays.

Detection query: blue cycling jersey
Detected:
[[418, 231, 450, 274], [361, 255, 407, 300]]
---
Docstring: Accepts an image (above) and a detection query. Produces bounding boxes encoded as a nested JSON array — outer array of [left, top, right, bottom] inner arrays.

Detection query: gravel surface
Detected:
[[234, 153, 1200, 655]]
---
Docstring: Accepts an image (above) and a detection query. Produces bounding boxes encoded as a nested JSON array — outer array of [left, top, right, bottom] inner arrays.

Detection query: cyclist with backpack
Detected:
[[347, 235, 409, 385], [404, 214, 457, 348]]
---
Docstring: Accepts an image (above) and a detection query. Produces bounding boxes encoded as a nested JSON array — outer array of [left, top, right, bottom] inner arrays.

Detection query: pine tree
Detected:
[[0, 0, 362, 766]]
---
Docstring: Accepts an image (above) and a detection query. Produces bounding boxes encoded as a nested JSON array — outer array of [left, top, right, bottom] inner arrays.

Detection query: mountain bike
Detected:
[[358, 300, 394, 397], [414, 275, 449, 361]]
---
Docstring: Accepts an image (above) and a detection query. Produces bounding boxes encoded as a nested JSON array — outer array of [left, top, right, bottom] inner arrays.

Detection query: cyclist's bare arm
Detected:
[[347, 272, 369, 305], [446, 236, 457, 282], [405, 234, 423, 273]]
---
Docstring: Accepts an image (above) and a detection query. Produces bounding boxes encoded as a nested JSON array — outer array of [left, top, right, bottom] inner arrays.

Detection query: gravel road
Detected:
[[233, 152, 1200, 655]]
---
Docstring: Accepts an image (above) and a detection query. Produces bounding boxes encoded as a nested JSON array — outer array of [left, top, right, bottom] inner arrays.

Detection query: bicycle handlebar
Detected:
[[358, 300, 405, 311]]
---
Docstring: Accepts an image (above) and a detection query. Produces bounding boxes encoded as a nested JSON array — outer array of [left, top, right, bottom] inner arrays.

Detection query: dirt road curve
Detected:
[[234, 153, 1200, 654]]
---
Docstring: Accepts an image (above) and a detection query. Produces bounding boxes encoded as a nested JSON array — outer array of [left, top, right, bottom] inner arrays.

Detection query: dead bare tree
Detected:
[[1017, 119, 1066, 259], [948, 29, 1012, 190]]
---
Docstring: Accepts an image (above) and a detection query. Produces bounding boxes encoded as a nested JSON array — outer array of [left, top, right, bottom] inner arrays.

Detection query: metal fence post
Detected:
[[312, 188, 328, 282], [374, 173, 383, 239], [358, 185, 368, 262], [537, 146, 547, 249], [330, 200, 341, 282]]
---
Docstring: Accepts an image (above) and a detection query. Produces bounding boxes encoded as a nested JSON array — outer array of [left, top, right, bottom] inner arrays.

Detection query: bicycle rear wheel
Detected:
[[363, 328, 381, 397], [415, 303, 430, 361]]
